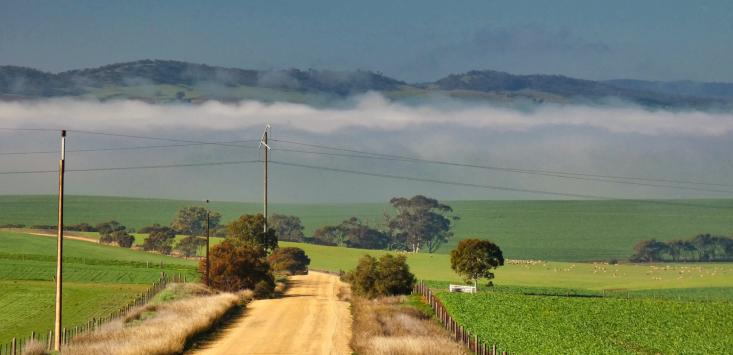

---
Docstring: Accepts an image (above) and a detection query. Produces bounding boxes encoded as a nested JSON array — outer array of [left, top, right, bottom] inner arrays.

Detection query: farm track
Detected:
[[191, 272, 352, 355], [27, 231, 99, 243]]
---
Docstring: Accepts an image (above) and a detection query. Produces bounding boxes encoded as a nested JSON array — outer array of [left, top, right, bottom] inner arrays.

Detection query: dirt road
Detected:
[[192, 272, 352, 355]]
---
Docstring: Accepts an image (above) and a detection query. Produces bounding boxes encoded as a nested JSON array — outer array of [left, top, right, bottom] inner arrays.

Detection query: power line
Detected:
[[272, 139, 733, 188], [269, 160, 733, 211], [0, 160, 260, 175], [0, 141, 259, 156], [271, 148, 733, 194]]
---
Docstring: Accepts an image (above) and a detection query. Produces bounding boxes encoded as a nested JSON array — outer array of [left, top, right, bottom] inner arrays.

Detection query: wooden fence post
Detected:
[[11, 338, 16, 355], [48, 331, 53, 351], [493, 344, 497, 355]]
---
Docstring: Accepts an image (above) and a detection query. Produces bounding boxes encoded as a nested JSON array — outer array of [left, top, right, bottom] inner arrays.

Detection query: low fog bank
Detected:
[[1, 94, 732, 203]]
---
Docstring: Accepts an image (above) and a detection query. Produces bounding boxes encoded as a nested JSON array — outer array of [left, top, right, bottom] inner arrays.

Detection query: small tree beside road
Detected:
[[450, 239, 504, 290]]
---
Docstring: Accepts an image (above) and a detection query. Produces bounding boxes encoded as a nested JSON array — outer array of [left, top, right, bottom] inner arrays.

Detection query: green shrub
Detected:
[[344, 253, 415, 298]]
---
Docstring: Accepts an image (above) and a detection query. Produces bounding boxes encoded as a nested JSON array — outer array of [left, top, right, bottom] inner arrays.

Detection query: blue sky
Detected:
[[1, 1, 732, 83]]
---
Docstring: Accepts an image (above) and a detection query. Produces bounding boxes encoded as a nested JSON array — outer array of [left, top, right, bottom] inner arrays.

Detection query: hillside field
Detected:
[[0, 231, 198, 344], [2, 195, 733, 261], [0, 280, 148, 345]]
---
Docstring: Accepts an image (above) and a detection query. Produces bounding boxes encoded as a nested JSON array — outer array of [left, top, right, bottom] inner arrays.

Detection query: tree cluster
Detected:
[[100, 230, 135, 248], [143, 229, 176, 255], [227, 214, 278, 253], [383, 195, 459, 253], [96, 220, 135, 248], [170, 206, 221, 237], [344, 254, 416, 298], [630, 234, 733, 262], [308, 217, 390, 250], [268, 247, 311, 275], [174, 236, 207, 259], [268, 214, 305, 242]]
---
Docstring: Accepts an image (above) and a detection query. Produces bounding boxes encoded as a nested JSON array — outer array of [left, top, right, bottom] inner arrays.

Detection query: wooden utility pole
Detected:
[[54, 130, 66, 351], [259, 126, 271, 232], [205, 199, 210, 287]]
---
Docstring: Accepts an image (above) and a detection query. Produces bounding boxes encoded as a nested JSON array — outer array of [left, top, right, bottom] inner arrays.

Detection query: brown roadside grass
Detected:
[[20, 340, 47, 355], [350, 295, 470, 355], [60, 283, 244, 355]]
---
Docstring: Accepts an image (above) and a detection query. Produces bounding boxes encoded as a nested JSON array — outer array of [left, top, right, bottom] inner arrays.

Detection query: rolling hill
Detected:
[[1, 60, 729, 109]]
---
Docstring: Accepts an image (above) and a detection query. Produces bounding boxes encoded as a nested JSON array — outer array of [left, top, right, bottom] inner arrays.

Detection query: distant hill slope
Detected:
[[1, 60, 729, 109], [603, 79, 733, 100], [429, 70, 724, 109]]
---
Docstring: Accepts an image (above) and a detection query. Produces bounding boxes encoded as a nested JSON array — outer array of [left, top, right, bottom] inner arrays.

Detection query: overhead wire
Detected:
[[0, 141, 260, 156], [2, 128, 731, 198], [271, 148, 733, 194], [269, 160, 733, 211], [0, 160, 260, 175], [273, 139, 733, 187]]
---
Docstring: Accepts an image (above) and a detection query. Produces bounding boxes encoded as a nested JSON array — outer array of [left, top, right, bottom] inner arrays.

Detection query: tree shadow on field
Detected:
[[181, 303, 252, 353]]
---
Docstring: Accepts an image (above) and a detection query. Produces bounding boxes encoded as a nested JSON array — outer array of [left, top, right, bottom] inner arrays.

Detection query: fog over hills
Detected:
[[1, 60, 730, 110]]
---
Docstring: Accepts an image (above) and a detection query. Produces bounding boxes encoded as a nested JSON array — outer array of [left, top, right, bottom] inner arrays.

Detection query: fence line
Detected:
[[2, 272, 191, 355], [413, 280, 510, 355]]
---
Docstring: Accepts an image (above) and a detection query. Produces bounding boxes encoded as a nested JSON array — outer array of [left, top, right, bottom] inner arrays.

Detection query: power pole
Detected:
[[205, 199, 210, 287], [259, 125, 271, 232], [54, 130, 66, 351]]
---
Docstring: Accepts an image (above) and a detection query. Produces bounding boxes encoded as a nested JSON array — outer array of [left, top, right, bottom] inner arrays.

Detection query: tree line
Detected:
[[630, 233, 733, 262], [272, 195, 459, 253]]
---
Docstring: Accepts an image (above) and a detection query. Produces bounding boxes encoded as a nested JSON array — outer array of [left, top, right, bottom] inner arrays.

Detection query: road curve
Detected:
[[192, 272, 352, 355]]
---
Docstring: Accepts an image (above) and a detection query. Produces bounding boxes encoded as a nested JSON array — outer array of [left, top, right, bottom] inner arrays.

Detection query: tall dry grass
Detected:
[[60, 283, 243, 355], [350, 296, 470, 355], [20, 340, 48, 355]]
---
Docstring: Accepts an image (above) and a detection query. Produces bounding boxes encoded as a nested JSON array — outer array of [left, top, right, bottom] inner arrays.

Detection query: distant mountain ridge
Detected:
[[0, 60, 729, 109], [602, 79, 733, 100]]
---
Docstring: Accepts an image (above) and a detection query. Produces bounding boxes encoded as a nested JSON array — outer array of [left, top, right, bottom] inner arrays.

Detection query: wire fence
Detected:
[[0, 272, 190, 355], [413, 280, 510, 355]]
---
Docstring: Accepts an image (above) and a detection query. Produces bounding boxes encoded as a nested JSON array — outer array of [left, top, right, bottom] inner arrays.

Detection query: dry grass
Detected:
[[350, 296, 470, 355], [274, 281, 286, 294], [60, 285, 242, 355], [21, 340, 48, 355], [338, 283, 352, 302]]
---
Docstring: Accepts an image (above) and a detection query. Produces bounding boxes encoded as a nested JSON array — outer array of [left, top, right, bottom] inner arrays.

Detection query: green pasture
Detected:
[[0, 280, 148, 345], [285, 242, 733, 295], [3, 195, 733, 262], [438, 292, 733, 354]]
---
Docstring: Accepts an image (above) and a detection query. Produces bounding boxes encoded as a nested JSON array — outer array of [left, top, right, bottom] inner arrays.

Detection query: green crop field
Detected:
[[438, 292, 733, 354], [2, 195, 732, 262], [0, 231, 198, 345], [0, 280, 148, 345], [0, 230, 198, 266]]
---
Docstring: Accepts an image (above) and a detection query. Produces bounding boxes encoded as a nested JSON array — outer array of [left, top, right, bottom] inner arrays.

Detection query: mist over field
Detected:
[[1, 94, 732, 203]]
